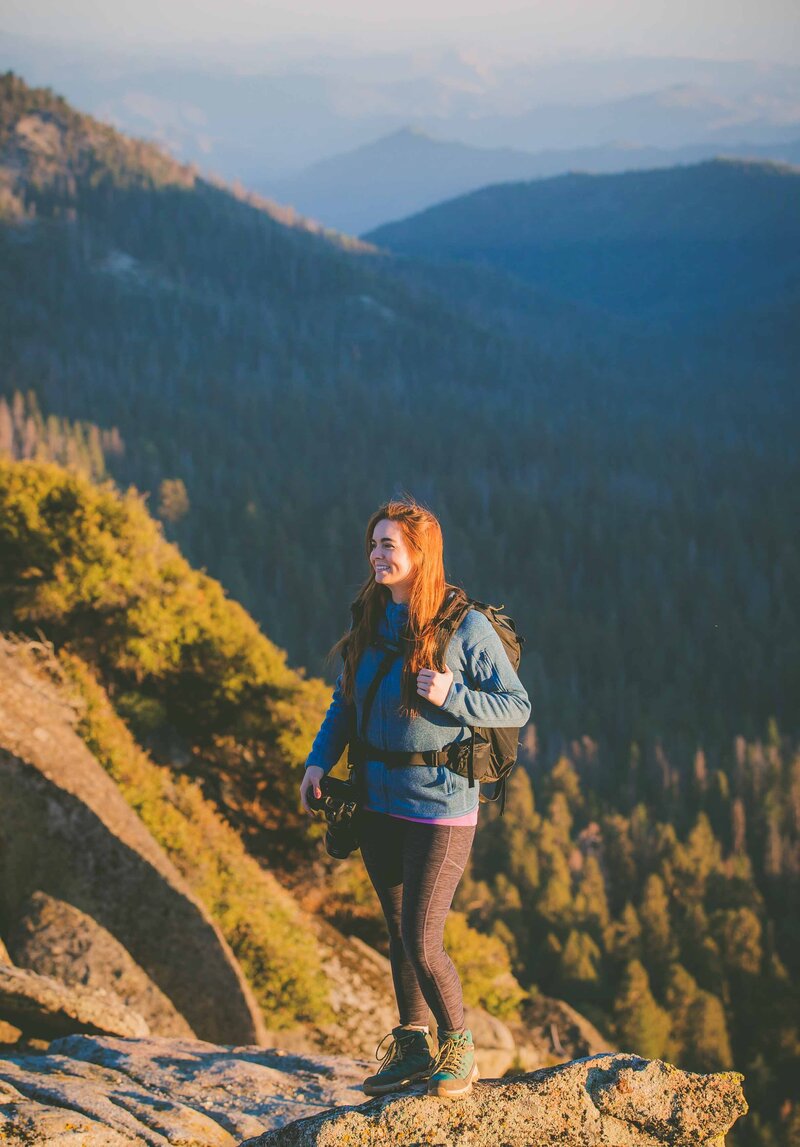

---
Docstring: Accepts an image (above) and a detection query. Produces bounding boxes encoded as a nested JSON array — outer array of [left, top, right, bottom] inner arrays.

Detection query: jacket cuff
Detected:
[[440, 678, 460, 713]]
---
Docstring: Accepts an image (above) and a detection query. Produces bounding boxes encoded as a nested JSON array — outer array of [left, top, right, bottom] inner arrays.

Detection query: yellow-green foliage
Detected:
[[0, 458, 331, 826], [444, 910, 526, 1021], [61, 650, 332, 1029], [0, 457, 293, 692]]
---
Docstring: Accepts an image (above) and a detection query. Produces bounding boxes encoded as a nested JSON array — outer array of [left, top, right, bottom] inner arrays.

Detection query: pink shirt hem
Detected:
[[362, 805, 479, 827]]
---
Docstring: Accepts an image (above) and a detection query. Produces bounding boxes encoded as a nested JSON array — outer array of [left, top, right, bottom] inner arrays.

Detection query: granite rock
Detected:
[[0, 963, 150, 1039], [240, 1052, 748, 1147], [7, 891, 194, 1038], [0, 639, 266, 1045], [0, 1034, 369, 1145]]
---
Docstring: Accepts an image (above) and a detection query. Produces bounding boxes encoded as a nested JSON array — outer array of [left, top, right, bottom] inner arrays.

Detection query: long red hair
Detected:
[[327, 496, 466, 719]]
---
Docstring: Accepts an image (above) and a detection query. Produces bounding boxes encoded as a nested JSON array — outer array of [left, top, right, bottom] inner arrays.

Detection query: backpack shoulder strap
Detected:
[[432, 586, 473, 665]]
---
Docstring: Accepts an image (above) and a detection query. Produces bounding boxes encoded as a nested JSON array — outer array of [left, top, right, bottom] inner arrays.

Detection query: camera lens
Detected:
[[325, 822, 360, 860]]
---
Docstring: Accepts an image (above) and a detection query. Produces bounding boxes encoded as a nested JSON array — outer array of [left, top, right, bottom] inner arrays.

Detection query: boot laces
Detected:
[[429, 1035, 468, 1076], [374, 1029, 419, 1072]]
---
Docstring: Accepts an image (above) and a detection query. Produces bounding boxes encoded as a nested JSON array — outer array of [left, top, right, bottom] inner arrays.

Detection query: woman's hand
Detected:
[[300, 765, 325, 815], [416, 665, 454, 708]]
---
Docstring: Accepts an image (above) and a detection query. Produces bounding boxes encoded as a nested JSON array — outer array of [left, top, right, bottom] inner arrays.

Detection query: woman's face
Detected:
[[370, 518, 416, 603]]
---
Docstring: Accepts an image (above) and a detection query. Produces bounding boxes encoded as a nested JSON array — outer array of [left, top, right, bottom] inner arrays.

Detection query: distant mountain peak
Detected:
[[389, 125, 433, 140]]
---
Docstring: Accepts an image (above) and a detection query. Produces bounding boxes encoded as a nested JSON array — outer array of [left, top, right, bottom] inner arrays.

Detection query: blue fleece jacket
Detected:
[[304, 597, 532, 819]]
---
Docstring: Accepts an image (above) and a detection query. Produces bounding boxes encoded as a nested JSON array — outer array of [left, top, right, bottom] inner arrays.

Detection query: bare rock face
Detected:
[[0, 963, 150, 1039], [241, 1053, 748, 1147], [0, 1034, 368, 1145], [7, 891, 194, 1038], [0, 640, 266, 1045]]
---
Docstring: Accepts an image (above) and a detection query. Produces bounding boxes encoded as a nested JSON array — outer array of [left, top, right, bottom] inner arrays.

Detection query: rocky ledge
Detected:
[[0, 1036, 747, 1146], [243, 1053, 746, 1147]]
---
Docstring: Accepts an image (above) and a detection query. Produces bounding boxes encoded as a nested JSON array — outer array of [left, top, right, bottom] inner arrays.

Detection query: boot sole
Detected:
[[427, 1062, 479, 1100], [362, 1068, 431, 1096]]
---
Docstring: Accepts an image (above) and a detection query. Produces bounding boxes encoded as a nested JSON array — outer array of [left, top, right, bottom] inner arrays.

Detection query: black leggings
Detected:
[[358, 809, 476, 1032]]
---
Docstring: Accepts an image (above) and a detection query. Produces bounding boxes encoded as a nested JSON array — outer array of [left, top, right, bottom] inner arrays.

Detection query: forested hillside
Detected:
[[1, 72, 797, 766], [366, 159, 800, 321]]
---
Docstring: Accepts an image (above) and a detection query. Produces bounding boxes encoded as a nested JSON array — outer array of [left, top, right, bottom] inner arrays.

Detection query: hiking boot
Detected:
[[362, 1025, 435, 1096], [426, 1028, 479, 1099]]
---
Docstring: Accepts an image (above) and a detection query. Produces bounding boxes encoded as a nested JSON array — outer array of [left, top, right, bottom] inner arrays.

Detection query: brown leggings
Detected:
[[358, 808, 477, 1032]]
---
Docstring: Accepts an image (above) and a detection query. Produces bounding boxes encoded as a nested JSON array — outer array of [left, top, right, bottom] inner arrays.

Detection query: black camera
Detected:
[[306, 774, 362, 859]]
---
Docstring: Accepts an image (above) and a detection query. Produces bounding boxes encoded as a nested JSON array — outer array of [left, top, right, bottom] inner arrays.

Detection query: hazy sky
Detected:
[[4, 0, 800, 62]]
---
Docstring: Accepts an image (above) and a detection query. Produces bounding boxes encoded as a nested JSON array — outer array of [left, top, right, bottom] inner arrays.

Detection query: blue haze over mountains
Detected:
[[3, 31, 799, 234], [269, 128, 800, 238]]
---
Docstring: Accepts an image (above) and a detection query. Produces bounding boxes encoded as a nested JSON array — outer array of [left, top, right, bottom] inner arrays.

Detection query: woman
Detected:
[[299, 498, 531, 1100]]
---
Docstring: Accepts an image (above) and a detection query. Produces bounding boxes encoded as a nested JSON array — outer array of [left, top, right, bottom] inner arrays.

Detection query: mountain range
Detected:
[[265, 126, 800, 236], [3, 34, 799, 181]]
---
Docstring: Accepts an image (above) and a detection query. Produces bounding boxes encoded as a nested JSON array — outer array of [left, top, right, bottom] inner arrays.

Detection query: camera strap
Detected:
[[355, 644, 402, 741]]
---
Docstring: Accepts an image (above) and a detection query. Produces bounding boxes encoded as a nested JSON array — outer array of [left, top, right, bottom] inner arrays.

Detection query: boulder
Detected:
[[0, 963, 149, 1039], [0, 640, 266, 1045], [0, 1021, 23, 1045], [241, 1053, 748, 1147], [506, 992, 615, 1071], [0, 928, 23, 1046], [7, 891, 194, 1038], [0, 1034, 368, 1145]]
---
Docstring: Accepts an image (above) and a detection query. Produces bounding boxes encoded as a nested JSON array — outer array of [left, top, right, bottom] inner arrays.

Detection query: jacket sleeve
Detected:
[[439, 629, 531, 728], [304, 671, 354, 774]]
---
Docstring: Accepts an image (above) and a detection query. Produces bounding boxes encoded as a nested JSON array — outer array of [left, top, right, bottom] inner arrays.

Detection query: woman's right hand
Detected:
[[300, 765, 325, 815]]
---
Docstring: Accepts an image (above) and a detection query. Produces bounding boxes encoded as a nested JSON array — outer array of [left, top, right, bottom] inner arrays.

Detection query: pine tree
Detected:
[[639, 872, 678, 984], [574, 855, 610, 940], [601, 813, 638, 913], [663, 962, 699, 1066], [536, 843, 573, 927], [712, 906, 763, 977], [560, 928, 602, 1000], [685, 990, 734, 1072], [614, 959, 671, 1060], [606, 902, 642, 967]]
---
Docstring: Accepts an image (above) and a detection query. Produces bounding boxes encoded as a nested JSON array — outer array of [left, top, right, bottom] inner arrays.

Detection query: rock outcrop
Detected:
[[0, 1037, 748, 1146], [0, 639, 266, 1045], [0, 1034, 368, 1145], [0, 963, 149, 1039], [6, 891, 194, 1038], [242, 1053, 748, 1147]]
